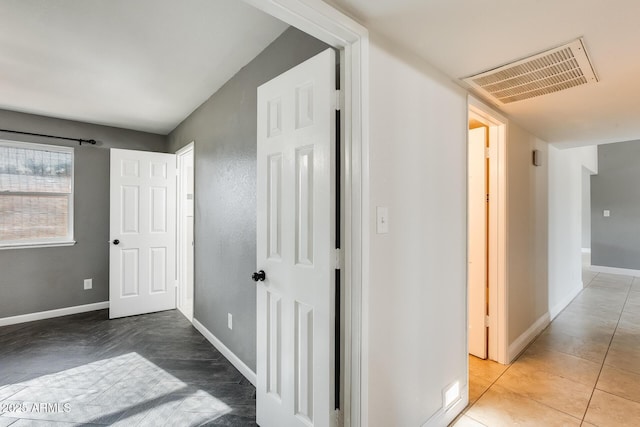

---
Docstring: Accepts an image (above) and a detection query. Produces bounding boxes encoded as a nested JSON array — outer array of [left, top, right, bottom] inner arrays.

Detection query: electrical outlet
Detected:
[[228, 313, 233, 330], [84, 278, 92, 290]]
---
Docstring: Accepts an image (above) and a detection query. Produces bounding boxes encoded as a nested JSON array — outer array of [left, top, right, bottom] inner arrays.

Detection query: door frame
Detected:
[[243, 1, 368, 425], [176, 141, 195, 322], [468, 96, 508, 364]]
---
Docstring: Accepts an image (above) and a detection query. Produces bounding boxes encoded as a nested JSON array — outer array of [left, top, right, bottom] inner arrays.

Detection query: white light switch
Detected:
[[84, 278, 92, 290], [376, 206, 389, 234], [228, 313, 233, 330], [604, 210, 610, 217]]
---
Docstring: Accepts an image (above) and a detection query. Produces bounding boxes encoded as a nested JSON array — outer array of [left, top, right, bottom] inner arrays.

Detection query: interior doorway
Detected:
[[176, 142, 195, 322], [467, 97, 508, 365]]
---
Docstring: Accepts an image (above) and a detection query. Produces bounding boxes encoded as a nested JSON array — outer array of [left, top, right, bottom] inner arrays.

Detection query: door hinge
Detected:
[[484, 315, 490, 327], [486, 194, 489, 203], [335, 90, 342, 111], [333, 248, 343, 270]]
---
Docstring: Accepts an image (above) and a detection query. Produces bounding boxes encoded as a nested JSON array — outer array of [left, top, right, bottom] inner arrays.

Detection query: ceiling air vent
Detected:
[[462, 38, 598, 104]]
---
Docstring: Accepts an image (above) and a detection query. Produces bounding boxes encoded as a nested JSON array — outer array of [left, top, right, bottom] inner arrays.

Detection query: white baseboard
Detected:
[[549, 282, 583, 320], [508, 312, 550, 362], [192, 318, 257, 386], [0, 301, 109, 327], [590, 264, 640, 277], [582, 248, 591, 254]]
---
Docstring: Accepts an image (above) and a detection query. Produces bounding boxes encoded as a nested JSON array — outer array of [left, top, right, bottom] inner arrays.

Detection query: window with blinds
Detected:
[[0, 140, 74, 247]]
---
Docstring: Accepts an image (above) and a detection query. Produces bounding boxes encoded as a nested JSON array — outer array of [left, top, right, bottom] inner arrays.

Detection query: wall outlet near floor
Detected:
[[228, 313, 233, 330], [84, 278, 93, 290]]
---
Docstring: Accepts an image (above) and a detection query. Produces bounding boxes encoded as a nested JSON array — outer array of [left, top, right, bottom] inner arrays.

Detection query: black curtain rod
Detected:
[[0, 128, 97, 146]]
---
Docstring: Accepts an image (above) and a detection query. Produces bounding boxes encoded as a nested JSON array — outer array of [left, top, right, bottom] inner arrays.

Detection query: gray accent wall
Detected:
[[592, 140, 640, 269], [0, 109, 166, 318], [168, 27, 331, 371]]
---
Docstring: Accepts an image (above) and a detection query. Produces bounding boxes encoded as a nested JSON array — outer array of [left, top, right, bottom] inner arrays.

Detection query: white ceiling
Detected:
[[327, 0, 640, 147], [0, 0, 287, 134], [5, 0, 640, 147]]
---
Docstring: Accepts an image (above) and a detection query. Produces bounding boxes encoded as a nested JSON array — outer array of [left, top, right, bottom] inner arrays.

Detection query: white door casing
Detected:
[[244, 3, 368, 424], [109, 148, 177, 319], [177, 143, 195, 322], [256, 49, 337, 427], [468, 127, 488, 359]]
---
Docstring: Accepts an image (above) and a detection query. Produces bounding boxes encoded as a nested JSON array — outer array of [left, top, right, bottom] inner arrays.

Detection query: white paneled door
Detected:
[[109, 148, 177, 319], [256, 49, 337, 427], [468, 128, 488, 359]]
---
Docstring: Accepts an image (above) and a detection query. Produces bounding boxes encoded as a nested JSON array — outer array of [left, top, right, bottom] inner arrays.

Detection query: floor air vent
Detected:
[[462, 38, 598, 104]]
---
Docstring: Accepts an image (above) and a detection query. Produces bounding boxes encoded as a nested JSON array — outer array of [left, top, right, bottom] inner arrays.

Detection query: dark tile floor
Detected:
[[0, 310, 256, 426]]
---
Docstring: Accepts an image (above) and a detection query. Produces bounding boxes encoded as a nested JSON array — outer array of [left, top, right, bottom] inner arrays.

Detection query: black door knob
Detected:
[[112, 239, 120, 245], [252, 270, 266, 282]]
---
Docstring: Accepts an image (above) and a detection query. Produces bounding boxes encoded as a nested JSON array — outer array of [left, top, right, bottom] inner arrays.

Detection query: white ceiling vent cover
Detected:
[[463, 38, 598, 104]]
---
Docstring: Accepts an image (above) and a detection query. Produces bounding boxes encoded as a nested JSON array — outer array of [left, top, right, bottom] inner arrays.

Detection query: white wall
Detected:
[[548, 145, 597, 319], [365, 35, 468, 427], [505, 124, 549, 357], [582, 167, 591, 251]]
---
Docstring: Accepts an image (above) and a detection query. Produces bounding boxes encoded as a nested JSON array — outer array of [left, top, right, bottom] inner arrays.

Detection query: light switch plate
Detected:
[[84, 278, 92, 290], [604, 210, 610, 217], [376, 206, 389, 234]]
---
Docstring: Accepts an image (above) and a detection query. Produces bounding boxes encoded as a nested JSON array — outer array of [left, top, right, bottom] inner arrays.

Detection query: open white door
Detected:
[[109, 148, 177, 319], [468, 128, 488, 359], [256, 49, 336, 427], [177, 143, 195, 322]]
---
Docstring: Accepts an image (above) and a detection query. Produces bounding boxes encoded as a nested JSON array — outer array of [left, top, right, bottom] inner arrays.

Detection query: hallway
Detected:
[[454, 270, 640, 426]]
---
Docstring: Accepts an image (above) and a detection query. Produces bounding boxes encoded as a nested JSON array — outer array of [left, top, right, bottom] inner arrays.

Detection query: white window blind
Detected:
[[0, 140, 74, 247]]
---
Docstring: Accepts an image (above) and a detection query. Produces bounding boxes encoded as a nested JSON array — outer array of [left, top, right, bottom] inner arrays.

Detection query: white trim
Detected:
[[582, 248, 591, 254], [192, 318, 257, 386], [468, 96, 509, 365], [590, 264, 640, 277], [0, 139, 74, 153], [175, 141, 195, 156], [421, 387, 469, 427], [549, 282, 583, 320], [176, 141, 195, 323], [0, 301, 109, 327], [242, 2, 368, 426], [0, 240, 76, 250], [508, 312, 550, 362]]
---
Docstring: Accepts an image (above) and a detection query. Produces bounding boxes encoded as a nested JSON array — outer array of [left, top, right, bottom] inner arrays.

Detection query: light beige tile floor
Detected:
[[451, 268, 640, 427]]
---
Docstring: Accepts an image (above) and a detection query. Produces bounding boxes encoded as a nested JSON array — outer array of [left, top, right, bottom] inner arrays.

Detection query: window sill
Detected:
[[0, 241, 76, 250]]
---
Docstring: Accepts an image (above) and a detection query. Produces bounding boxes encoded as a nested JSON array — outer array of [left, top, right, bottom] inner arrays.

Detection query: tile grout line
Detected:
[[463, 411, 489, 426], [469, 272, 629, 425], [510, 272, 635, 424], [464, 361, 514, 420], [465, 284, 576, 423], [579, 272, 635, 423], [462, 271, 624, 426], [469, 357, 589, 424]]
